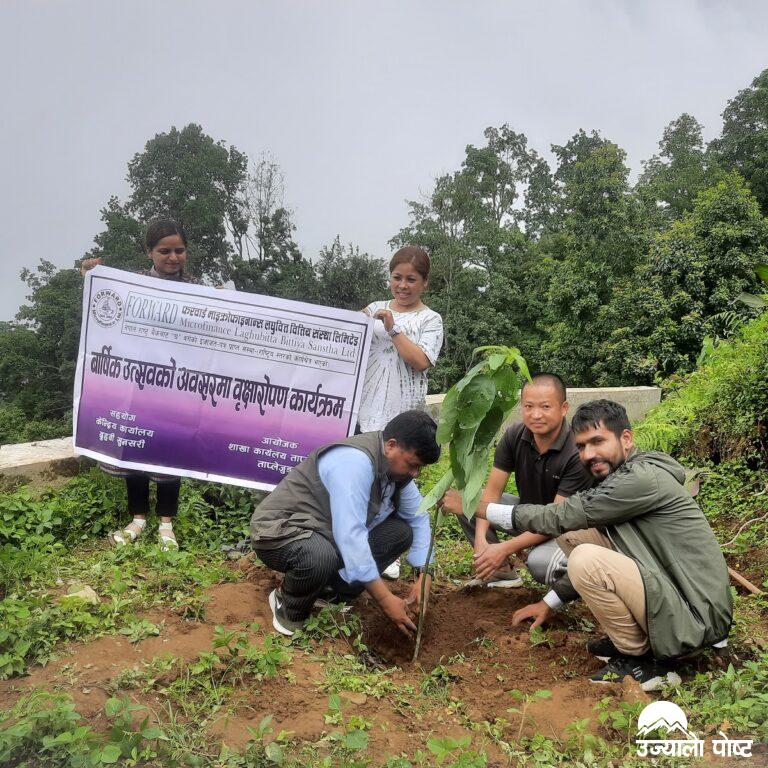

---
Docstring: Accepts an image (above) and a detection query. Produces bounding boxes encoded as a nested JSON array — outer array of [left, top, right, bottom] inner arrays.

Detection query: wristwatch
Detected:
[[412, 565, 435, 576], [387, 324, 402, 337]]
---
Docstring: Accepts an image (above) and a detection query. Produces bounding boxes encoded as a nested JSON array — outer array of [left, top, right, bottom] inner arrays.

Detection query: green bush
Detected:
[[0, 471, 125, 556], [0, 470, 255, 677], [634, 310, 768, 462], [0, 692, 166, 766], [0, 404, 71, 446], [672, 652, 768, 740]]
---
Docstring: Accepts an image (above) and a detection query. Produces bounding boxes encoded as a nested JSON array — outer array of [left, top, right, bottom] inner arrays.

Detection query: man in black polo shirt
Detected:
[[449, 373, 593, 587]]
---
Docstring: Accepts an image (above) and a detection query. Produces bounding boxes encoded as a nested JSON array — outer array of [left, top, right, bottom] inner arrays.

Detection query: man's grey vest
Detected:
[[250, 431, 406, 550]]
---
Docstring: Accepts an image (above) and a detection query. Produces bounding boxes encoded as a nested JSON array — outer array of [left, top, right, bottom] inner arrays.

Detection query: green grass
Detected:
[[0, 471, 245, 679], [0, 446, 766, 766]]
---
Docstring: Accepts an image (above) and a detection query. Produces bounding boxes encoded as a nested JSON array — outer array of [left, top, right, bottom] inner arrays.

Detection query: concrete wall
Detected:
[[2, 386, 660, 481], [0, 437, 88, 483], [425, 386, 661, 427]]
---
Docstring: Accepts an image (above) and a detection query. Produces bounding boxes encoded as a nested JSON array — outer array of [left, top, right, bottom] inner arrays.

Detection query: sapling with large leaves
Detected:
[[412, 345, 530, 661]]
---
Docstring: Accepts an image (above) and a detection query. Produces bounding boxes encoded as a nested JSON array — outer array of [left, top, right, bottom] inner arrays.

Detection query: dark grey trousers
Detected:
[[254, 516, 413, 620], [458, 493, 568, 586]]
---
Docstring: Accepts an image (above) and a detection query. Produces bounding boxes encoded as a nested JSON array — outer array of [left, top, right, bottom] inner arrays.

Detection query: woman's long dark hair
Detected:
[[145, 218, 188, 252]]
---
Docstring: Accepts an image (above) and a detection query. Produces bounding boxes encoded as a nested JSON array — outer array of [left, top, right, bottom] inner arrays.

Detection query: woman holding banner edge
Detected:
[[80, 218, 194, 550], [358, 246, 444, 579]]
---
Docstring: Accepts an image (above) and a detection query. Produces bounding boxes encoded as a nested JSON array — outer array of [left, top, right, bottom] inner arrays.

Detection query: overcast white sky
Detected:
[[2, 1, 767, 320]]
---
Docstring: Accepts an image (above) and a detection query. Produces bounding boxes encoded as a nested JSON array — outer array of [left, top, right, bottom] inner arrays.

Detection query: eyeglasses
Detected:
[[155, 247, 187, 256]]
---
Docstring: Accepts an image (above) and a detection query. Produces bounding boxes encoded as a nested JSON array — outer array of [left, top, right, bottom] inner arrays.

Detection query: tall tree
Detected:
[[80, 125, 250, 281], [522, 155, 559, 239], [126, 124, 249, 281], [8, 262, 84, 419], [637, 113, 720, 225], [393, 125, 549, 390], [230, 155, 308, 296], [536, 131, 650, 385], [599, 173, 768, 383], [710, 68, 768, 214]]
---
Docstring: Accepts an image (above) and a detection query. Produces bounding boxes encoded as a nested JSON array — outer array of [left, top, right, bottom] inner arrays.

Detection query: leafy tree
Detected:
[[522, 155, 559, 239], [637, 113, 721, 225], [4, 263, 84, 421], [126, 124, 249, 281], [215, 159, 386, 309], [230, 155, 309, 297], [313, 236, 387, 310], [230, 207, 306, 297], [0, 323, 44, 415], [82, 197, 145, 273], [393, 125, 550, 391], [536, 131, 650, 384], [454, 125, 538, 229], [236, 155, 300, 263], [710, 68, 768, 215], [600, 173, 768, 383], [80, 124, 250, 282]]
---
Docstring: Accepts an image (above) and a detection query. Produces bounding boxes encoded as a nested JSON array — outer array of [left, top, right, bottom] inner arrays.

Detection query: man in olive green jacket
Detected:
[[439, 399, 732, 691]]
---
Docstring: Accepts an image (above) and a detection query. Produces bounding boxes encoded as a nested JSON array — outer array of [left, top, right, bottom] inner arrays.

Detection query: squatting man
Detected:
[[439, 399, 733, 691], [250, 411, 440, 637], [455, 373, 593, 589]]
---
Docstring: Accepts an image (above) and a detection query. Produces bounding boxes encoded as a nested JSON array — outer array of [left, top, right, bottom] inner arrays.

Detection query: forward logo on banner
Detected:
[[635, 701, 753, 759]]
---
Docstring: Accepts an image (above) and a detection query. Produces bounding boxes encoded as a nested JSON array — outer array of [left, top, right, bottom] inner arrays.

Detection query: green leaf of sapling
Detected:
[[417, 470, 454, 515], [436, 387, 459, 445], [457, 374, 496, 429]]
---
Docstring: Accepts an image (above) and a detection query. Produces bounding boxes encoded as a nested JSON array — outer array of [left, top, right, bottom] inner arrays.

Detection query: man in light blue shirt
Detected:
[[251, 411, 441, 637], [319, 447, 432, 586]]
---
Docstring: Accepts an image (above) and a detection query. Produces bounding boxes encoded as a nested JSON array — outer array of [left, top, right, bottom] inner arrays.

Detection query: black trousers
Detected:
[[255, 516, 413, 621], [125, 475, 180, 518]]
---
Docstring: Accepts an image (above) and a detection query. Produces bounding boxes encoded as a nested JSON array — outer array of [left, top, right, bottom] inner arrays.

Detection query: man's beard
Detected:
[[586, 455, 625, 480]]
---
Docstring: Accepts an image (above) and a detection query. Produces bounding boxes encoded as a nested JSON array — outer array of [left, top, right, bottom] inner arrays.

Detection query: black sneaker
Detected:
[[589, 653, 682, 692], [586, 636, 620, 661], [268, 589, 306, 637]]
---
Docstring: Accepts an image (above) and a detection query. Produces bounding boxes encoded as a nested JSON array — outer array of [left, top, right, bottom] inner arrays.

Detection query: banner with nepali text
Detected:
[[73, 266, 373, 490]]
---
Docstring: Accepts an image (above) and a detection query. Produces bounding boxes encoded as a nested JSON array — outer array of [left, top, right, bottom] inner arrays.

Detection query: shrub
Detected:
[[0, 405, 71, 446], [634, 310, 768, 464]]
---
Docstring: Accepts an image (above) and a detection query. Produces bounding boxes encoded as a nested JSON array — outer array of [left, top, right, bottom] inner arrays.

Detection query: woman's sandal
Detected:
[[158, 522, 178, 551], [110, 520, 145, 546]]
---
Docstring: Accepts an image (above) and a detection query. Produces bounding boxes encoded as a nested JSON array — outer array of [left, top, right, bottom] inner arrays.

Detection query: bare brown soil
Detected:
[[1, 561, 762, 766]]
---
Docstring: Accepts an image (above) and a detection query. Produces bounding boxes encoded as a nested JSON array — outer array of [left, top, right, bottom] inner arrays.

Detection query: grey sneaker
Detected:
[[268, 589, 306, 637], [487, 573, 524, 589]]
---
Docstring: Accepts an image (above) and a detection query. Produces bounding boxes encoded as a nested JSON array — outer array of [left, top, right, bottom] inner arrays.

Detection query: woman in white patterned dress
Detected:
[[358, 246, 444, 577]]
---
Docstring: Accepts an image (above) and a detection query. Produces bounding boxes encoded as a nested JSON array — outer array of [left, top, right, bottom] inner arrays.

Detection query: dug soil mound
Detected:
[[360, 582, 592, 673]]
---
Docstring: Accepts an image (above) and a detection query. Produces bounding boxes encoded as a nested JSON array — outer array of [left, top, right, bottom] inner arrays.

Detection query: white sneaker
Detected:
[[464, 571, 523, 589], [382, 559, 401, 580], [487, 575, 523, 588]]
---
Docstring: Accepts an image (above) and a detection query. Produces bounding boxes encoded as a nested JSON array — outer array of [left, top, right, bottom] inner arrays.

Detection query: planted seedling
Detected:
[[413, 346, 529, 662]]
